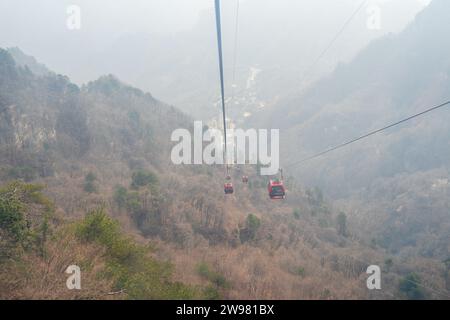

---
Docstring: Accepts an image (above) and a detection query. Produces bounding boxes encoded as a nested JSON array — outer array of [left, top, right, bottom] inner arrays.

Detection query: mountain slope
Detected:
[[258, 0, 450, 264], [1, 47, 448, 299]]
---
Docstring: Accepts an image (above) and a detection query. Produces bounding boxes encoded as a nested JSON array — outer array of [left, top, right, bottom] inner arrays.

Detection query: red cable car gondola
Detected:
[[268, 180, 286, 199], [224, 182, 234, 194], [268, 169, 285, 199]]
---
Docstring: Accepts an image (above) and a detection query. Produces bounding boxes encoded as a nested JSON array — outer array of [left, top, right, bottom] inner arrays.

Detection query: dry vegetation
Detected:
[[1, 47, 448, 300]]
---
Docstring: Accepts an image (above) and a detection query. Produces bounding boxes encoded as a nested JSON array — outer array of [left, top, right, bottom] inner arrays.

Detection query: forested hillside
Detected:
[[251, 0, 450, 275], [0, 43, 448, 300]]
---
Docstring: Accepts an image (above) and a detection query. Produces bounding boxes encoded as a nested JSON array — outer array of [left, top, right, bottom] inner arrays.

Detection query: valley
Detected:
[[0, 0, 449, 301]]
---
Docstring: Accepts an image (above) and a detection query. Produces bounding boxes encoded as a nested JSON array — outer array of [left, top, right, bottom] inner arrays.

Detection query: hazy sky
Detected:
[[0, 0, 433, 94], [68, 0, 214, 33], [0, 0, 432, 43], [0, 0, 213, 38]]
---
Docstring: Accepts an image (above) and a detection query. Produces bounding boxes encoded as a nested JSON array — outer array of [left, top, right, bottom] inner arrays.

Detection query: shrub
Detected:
[[247, 214, 261, 232], [0, 188, 27, 244], [83, 172, 97, 193], [295, 266, 306, 277], [399, 273, 426, 300], [0, 181, 53, 257], [196, 262, 210, 278], [76, 208, 201, 299], [113, 186, 128, 210], [7, 166, 37, 182], [239, 214, 261, 243], [122, 190, 163, 236], [337, 212, 347, 237], [385, 258, 393, 271], [131, 170, 158, 189], [85, 172, 96, 182], [196, 262, 230, 289], [203, 285, 221, 300], [76, 208, 120, 246]]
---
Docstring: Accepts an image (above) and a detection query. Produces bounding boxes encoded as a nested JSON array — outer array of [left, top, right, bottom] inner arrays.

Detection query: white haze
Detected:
[[0, 0, 432, 118]]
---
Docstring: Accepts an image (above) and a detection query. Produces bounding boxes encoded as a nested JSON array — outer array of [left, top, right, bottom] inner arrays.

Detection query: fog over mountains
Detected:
[[1, 0, 449, 300], [0, 0, 431, 119], [270, 0, 450, 195], [263, 0, 450, 261]]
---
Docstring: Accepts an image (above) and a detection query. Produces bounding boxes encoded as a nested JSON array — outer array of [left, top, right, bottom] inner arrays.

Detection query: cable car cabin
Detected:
[[268, 180, 286, 199], [224, 183, 234, 194], [242, 176, 249, 184]]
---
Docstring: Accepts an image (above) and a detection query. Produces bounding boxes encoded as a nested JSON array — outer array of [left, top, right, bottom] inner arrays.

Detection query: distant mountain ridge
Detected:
[[258, 0, 450, 261], [268, 0, 450, 189], [7, 47, 53, 77]]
